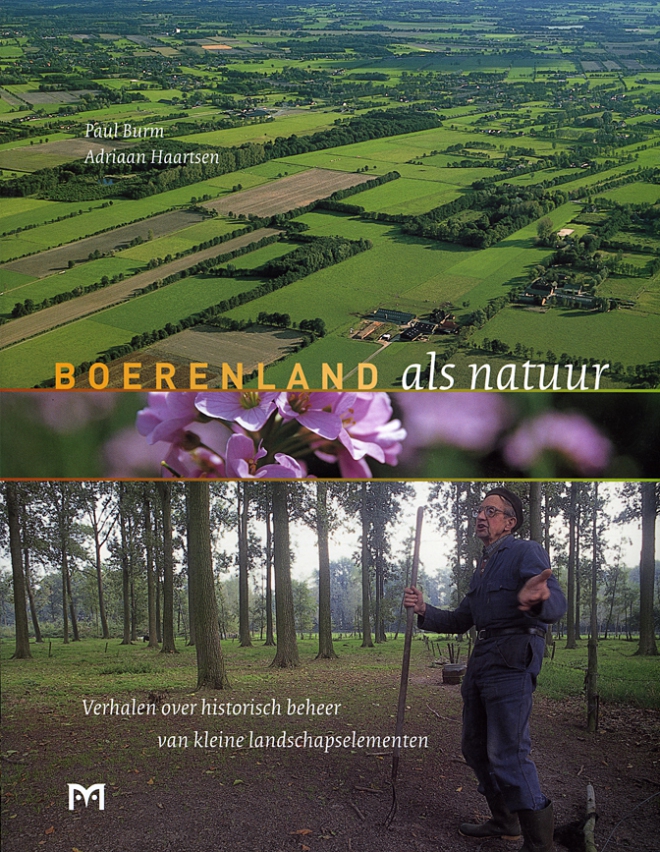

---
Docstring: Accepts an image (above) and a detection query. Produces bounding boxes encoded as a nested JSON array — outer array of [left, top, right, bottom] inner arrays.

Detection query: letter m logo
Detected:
[[68, 783, 105, 811]]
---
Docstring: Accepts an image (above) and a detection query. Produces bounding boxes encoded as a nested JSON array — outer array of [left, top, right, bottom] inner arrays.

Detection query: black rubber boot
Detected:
[[459, 792, 522, 840], [517, 801, 554, 852]]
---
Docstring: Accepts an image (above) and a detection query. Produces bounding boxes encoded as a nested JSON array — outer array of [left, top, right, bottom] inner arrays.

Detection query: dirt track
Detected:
[[0, 229, 281, 351]]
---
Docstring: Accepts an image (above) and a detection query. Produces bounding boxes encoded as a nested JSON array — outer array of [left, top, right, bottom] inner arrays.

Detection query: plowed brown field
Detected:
[[203, 167, 372, 217]]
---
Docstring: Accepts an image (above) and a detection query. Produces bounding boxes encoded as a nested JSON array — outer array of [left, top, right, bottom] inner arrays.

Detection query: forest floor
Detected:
[[2, 638, 659, 852]]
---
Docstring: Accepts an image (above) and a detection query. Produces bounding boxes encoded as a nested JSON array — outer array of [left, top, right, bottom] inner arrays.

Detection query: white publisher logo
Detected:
[[68, 783, 105, 811]]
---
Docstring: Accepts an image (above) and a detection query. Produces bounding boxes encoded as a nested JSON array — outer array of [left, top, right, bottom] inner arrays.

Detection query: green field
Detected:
[[0, 242, 295, 386], [1, 0, 659, 388], [179, 110, 342, 147], [598, 182, 660, 205], [118, 217, 242, 262], [92, 275, 257, 336], [0, 256, 146, 316], [472, 303, 660, 367]]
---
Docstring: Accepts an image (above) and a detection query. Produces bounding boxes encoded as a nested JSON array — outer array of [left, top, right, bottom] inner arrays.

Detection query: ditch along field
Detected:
[[1, 637, 658, 852]]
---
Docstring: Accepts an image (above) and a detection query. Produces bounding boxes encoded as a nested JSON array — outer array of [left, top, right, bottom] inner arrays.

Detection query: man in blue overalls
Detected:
[[404, 487, 566, 852]]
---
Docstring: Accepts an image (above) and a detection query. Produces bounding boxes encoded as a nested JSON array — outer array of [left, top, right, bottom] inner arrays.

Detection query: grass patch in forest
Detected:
[[2, 636, 657, 710]]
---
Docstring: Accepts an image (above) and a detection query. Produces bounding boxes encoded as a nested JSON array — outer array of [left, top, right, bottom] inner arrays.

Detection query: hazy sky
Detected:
[[228, 482, 653, 585]]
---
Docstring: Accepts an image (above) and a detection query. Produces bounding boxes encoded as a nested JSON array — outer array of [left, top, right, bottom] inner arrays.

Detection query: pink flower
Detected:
[[396, 392, 511, 452], [194, 391, 279, 431], [163, 443, 226, 478], [136, 392, 199, 445], [104, 427, 173, 477], [277, 391, 352, 439], [503, 411, 612, 474], [224, 434, 308, 479], [315, 392, 406, 477], [35, 392, 117, 433]]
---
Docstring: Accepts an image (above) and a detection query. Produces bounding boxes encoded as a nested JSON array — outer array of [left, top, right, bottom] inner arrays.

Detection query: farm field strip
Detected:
[[202, 168, 373, 216], [0, 209, 207, 277], [0, 228, 282, 352]]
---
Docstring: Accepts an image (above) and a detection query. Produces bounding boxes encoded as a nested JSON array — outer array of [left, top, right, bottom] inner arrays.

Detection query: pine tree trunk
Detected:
[[157, 482, 177, 654], [529, 482, 542, 544], [264, 497, 275, 646], [238, 483, 252, 647], [360, 483, 373, 648], [586, 484, 599, 732], [23, 548, 42, 643], [186, 499, 196, 647], [93, 521, 110, 640], [316, 482, 337, 660], [119, 484, 131, 645], [6, 483, 32, 659], [270, 484, 299, 668], [566, 482, 577, 649], [143, 491, 159, 648], [637, 482, 658, 656], [187, 483, 228, 689]]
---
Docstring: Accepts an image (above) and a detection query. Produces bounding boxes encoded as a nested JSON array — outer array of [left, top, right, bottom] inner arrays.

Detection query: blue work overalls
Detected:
[[419, 536, 567, 813]]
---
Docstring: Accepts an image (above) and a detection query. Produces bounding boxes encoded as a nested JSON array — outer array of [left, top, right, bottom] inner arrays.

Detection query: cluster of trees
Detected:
[[0, 108, 434, 202], [40, 234, 367, 386], [402, 185, 564, 249], [251, 235, 372, 282], [463, 294, 513, 330], [3, 482, 657, 684]]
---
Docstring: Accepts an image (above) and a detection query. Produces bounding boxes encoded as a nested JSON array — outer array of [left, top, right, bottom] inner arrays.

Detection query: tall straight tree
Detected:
[[264, 491, 275, 646], [565, 482, 578, 649], [529, 482, 542, 544], [143, 485, 159, 649], [18, 491, 42, 644], [637, 482, 658, 656], [118, 483, 132, 645], [46, 483, 80, 643], [586, 483, 600, 732], [270, 483, 299, 668], [187, 482, 228, 689], [360, 483, 373, 648], [316, 482, 337, 660], [82, 482, 115, 641], [237, 483, 253, 647], [156, 482, 177, 654], [5, 483, 31, 660]]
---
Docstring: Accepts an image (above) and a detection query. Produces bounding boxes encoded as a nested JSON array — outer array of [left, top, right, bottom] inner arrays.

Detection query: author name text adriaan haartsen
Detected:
[[85, 148, 225, 166]]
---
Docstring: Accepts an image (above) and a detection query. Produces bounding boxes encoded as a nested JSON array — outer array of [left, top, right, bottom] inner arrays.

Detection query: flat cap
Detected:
[[484, 487, 523, 532]]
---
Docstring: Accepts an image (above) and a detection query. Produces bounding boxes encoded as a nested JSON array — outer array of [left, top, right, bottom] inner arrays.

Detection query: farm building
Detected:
[[372, 308, 415, 324]]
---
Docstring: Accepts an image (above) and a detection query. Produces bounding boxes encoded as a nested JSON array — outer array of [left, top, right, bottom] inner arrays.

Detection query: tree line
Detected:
[[3, 482, 657, 690]]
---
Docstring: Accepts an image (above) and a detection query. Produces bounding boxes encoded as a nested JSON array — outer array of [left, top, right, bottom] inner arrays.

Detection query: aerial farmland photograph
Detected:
[[0, 0, 659, 388]]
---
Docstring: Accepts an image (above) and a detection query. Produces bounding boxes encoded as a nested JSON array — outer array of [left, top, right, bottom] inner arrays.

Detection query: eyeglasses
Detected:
[[472, 506, 514, 520]]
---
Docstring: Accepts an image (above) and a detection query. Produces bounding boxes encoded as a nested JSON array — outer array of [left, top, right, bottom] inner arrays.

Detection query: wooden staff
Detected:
[[385, 506, 424, 827]]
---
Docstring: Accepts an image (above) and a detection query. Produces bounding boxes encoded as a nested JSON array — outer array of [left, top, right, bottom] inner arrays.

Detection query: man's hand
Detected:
[[404, 586, 426, 617], [518, 568, 553, 611]]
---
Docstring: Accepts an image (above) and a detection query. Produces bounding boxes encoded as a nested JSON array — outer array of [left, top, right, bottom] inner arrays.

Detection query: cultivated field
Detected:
[[0, 229, 282, 350], [75, 325, 307, 387], [203, 168, 373, 217], [1, 209, 206, 277], [0, 138, 126, 172]]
